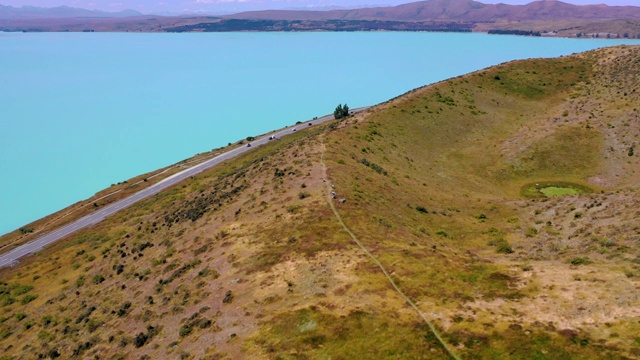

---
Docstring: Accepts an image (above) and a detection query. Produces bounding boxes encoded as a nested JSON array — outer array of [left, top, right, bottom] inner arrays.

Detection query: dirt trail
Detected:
[[319, 133, 461, 360]]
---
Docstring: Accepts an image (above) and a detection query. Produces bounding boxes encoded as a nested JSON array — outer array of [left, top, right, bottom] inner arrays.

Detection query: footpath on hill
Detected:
[[319, 133, 461, 360]]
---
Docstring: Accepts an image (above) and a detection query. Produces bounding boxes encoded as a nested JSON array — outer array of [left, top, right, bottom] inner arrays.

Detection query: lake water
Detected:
[[1, 31, 639, 235]]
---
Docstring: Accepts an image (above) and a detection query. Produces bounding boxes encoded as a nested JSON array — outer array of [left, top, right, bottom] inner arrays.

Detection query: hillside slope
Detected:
[[226, 0, 640, 22], [0, 45, 639, 359]]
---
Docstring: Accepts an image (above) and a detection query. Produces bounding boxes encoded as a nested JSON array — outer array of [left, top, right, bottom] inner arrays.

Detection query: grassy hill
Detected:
[[1, 45, 639, 359]]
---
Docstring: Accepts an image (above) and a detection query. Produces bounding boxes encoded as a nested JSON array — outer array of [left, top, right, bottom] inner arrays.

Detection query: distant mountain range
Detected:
[[3, 0, 640, 22], [225, 0, 640, 22], [2, 0, 640, 35], [0, 4, 141, 19]]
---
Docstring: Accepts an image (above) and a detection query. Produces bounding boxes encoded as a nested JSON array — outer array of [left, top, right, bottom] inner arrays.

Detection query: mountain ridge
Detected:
[[224, 0, 640, 21], [0, 4, 142, 19], [2, 0, 640, 35]]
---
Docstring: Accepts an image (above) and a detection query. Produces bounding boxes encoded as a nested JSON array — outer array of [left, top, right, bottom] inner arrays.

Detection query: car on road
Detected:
[[292, 128, 297, 132], [247, 143, 251, 147]]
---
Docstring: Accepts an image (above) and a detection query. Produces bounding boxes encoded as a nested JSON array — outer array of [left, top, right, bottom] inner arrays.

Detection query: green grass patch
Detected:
[[486, 57, 590, 100], [253, 307, 450, 359], [503, 125, 603, 182], [469, 326, 617, 359], [541, 186, 581, 197], [521, 181, 593, 198]]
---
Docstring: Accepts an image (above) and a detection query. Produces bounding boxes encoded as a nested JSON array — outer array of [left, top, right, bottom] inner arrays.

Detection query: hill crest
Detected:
[[225, 0, 640, 21], [0, 4, 142, 19]]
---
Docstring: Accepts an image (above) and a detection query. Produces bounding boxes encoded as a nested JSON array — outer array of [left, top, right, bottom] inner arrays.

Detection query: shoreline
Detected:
[[0, 107, 370, 267], [2, 18, 640, 39], [2, 29, 638, 40]]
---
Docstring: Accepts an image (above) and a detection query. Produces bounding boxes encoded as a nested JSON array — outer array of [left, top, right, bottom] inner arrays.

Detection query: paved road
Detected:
[[0, 108, 368, 268]]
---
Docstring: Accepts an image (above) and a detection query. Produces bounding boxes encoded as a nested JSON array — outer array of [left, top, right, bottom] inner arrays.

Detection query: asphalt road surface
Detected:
[[0, 108, 368, 268]]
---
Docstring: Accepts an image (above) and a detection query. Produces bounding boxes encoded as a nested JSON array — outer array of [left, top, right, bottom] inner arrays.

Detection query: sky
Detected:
[[1, 0, 638, 15]]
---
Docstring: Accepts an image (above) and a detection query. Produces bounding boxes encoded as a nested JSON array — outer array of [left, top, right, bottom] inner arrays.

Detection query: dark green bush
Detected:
[[570, 257, 592, 266], [179, 324, 193, 337]]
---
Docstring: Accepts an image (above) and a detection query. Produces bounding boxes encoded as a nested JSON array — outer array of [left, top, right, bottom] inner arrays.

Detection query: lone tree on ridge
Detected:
[[334, 103, 350, 120]]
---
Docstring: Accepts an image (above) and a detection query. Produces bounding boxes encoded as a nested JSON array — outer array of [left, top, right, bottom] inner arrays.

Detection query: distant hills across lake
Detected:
[[2, 0, 640, 37], [0, 4, 141, 19]]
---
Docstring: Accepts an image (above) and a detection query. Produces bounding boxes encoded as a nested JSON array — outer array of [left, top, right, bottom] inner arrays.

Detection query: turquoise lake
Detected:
[[1, 31, 639, 235]]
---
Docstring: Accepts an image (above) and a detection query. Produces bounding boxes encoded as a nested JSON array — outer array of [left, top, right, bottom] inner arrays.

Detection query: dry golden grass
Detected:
[[1, 45, 640, 359]]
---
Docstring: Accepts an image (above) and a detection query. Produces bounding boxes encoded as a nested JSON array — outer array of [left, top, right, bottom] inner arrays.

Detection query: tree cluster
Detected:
[[334, 103, 350, 120]]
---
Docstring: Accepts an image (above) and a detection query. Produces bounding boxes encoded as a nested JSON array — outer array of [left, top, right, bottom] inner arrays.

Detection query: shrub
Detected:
[[41, 315, 54, 327], [416, 206, 428, 213], [72, 340, 94, 357], [112, 264, 125, 275], [47, 349, 61, 359], [0, 295, 15, 306], [179, 324, 193, 337], [496, 242, 514, 254], [222, 290, 234, 304], [117, 302, 132, 317], [524, 227, 538, 237], [298, 192, 310, 199], [489, 238, 514, 254], [75, 306, 96, 324], [21, 294, 37, 305], [118, 336, 130, 347], [197, 267, 219, 279], [92, 275, 105, 284], [9, 284, 33, 296], [193, 245, 208, 256], [134, 332, 148, 348], [197, 319, 212, 329], [360, 158, 388, 175], [570, 257, 592, 266], [521, 264, 533, 271], [19, 227, 34, 234]]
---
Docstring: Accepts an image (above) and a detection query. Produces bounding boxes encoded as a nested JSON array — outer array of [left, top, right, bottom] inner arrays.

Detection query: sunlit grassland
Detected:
[[252, 307, 451, 359], [0, 126, 337, 358], [317, 47, 640, 358]]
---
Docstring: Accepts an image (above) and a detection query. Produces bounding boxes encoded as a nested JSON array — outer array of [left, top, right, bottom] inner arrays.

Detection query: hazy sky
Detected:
[[2, 0, 638, 15]]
